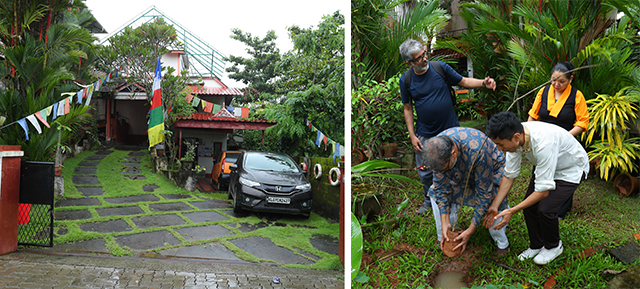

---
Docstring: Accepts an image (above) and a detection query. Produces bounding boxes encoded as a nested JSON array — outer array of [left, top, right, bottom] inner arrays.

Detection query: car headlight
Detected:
[[295, 183, 311, 191], [239, 177, 261, 188]]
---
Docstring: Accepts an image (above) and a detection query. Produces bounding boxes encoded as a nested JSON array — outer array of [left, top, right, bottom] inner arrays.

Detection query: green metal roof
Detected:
[[99, 6, 226, 79]]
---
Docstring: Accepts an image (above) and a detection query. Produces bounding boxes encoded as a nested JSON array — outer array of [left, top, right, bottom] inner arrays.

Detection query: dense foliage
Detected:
[[0, 0, 97, 161], [229, 12, 345, 157]]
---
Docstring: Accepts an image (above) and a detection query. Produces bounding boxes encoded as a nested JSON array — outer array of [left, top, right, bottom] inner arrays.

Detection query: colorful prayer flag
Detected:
[[241, 107, 249, 118], [26, 114, 42, 134], [35, 109, 50, 128], [191, 97, 201, 107], [204, 102, 213, 113], [213, 104, 221, 114], [17, 119, 29, 140], [186, 93, 194, 103], [148, 57, 165, 150]]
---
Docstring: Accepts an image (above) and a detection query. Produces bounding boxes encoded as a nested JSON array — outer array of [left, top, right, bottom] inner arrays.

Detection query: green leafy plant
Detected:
[[583, 87, 640, 180], [181, 140, 198, 162], [352, 74, 408, 159]]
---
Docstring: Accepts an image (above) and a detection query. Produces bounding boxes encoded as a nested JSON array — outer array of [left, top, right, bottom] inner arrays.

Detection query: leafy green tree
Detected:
[[0, 0, 97, 161], [97, 18, 194, 167], [262, 11, 345, 157], [226, 29, 281, 103]]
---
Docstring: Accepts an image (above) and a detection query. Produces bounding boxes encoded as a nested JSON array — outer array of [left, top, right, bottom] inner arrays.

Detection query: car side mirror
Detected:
[[302, 170, 308, 176], [229, 164, 238, 172]]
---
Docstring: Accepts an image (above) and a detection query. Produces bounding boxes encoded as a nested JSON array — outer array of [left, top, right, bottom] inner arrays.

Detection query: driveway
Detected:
[[33, 148, 341, 272]]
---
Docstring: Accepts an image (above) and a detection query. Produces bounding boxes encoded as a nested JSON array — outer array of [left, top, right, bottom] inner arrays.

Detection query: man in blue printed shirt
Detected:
[[422, 127, 510, 255], [398, 39, 497, 216]]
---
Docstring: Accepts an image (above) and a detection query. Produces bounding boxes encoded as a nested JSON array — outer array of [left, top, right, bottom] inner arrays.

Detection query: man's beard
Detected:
[[413, 62, 429, 73]]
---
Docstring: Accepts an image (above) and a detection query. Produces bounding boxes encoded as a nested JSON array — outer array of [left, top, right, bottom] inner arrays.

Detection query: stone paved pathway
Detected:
[[48, 149, 341, 270]]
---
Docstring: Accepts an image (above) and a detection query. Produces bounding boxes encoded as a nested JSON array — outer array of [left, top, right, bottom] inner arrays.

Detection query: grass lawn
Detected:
[[46, 148, 342, 270], [352, 155, 640, 288]]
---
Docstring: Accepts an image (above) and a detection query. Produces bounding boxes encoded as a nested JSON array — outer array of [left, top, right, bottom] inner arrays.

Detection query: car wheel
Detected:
[[233, 194, 243, 213], [227, 185, 232, 199]]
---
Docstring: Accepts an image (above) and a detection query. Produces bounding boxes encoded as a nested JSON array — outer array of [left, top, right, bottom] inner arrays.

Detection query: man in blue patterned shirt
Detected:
[[422, 127, 510, 255]]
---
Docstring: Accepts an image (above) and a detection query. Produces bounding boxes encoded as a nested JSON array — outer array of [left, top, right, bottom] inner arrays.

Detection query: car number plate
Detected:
[[267, 197, 290, 204]]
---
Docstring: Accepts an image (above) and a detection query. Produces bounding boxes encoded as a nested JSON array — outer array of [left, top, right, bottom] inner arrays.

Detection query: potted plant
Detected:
[[181, 140, 198, 170], [352, 73, 409, 160], [582, 87, 640, 181]]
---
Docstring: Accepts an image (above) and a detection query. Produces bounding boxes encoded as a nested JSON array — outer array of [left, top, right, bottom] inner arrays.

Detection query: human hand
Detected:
[[484, 76, 496, 91], [452, 228, 473, 253], [492, 208, 513, 230], [411, 135, 423, 153], [440, 221, 452, 250], [483, 205, 498, 229]]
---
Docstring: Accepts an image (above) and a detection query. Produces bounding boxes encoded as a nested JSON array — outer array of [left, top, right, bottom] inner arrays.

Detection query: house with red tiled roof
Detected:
[[91, 7, 276, 177]]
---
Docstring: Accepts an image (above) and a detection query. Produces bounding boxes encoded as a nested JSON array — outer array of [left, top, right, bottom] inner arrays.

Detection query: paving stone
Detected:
[[77, 161, 100, 167], [128, 151, 146, 157], [175, 225, 233, 241], [95, 150, 113, 155], [131, 214, 185, 229], [237, 222, 268, 233], [55, 209, 92, 221], [72, 176, 100, 185], [56, 198, 101, 207], [76, 187, 104, 197], [128, 175, 146, 180], [120, 168, 142, 175], [182, 211, 229, 223], [121, 162, 140, 167], [161, 194, 191, 200], [230, 236, 314, 265], [53, 238, 109, 254], [609, 240, 640, 264], [309, 234, 339, 256], [159, 242, 250, 262], [73, 167, 97, 175], [143, 184, 160, 192], [190, 199, 232, 210], [221, 209, 251, 219], [299, 251, 320, 261], [79, 220, 132, 233], [608, 264, 640, 289], [95, 206, 144, 217], [149, 202, 193, 212], [56, 227, 68, 236], [103, 195, 159, 204], [123, 157, 141, 161], [114, 230, 181, 250], [85, 156, 105, 161]]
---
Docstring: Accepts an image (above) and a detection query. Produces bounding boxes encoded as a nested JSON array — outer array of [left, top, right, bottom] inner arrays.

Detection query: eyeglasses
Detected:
[[409, 51, 428, 63]]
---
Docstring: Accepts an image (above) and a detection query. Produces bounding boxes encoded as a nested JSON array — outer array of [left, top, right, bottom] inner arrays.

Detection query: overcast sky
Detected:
[[84, 0, 346, 87]]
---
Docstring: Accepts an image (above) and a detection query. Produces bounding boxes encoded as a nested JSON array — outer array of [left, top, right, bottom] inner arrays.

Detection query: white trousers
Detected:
[[431, 198, 510, 250]]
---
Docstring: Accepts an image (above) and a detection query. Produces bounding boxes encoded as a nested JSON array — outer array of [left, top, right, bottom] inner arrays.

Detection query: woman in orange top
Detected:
[[527, 61, 589, 219]]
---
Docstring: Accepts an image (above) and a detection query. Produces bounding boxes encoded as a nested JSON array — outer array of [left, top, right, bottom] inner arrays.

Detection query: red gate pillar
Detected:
[[339, 157, 345, 264], [0, 145, 24, 255]]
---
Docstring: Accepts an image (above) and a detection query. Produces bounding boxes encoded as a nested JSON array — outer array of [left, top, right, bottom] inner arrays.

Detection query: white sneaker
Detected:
[[533, 240, 563, 265], [518, 248, 542, 261]]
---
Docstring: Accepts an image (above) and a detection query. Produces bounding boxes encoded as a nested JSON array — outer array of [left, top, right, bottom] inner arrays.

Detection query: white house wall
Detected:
[[181, 129, 228, 174]]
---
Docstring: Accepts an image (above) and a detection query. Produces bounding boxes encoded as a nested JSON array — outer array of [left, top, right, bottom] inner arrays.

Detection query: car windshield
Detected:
[[244, 153, 299, 172], [225, 152, 240, 163]]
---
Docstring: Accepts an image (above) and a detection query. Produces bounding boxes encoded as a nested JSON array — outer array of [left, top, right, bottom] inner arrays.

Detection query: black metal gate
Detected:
[[18, 161, 54, 247]]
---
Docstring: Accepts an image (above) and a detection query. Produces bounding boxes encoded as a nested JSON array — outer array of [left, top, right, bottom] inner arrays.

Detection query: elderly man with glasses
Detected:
[[422, 126, 510, 256], [398, 39, 498, 217]]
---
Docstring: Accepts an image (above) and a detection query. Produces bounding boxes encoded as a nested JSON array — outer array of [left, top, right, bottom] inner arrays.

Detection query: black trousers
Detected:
[[523, 173, 581, 249]]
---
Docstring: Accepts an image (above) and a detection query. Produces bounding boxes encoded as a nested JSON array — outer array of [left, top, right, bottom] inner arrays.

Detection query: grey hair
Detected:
[[399, 39, 424, 62], [422, 135, 455, 171]]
